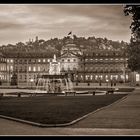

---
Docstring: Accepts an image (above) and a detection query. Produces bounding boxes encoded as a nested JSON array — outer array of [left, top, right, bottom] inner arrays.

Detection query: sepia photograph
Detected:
[[0, 4, 140, 136]]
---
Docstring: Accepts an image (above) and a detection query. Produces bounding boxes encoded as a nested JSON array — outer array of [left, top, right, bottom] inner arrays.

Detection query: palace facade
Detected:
[[0, 52, 7, 83], [0, 38, 140, 86]]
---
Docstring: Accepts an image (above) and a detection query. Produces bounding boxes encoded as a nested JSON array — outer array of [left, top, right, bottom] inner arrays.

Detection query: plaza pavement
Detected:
[[70, 88, 140, 129], [0, 87, 140, 135]]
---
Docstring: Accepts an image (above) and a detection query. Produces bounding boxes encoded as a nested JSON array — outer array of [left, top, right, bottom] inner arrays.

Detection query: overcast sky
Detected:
[[0, 4, 132, 45]]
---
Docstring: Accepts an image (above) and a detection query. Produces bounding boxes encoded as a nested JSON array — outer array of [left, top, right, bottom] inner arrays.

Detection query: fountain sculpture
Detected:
[[35, 54, 74, 94]]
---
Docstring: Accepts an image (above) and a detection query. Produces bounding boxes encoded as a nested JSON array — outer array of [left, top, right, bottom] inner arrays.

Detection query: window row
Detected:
[[79, 74, 129, 81], [0, 58, 6, 62], [18, 74, 37, 81], [15, 59, 51, 64], [84, 67, 125, 71], [7, 59, 13, 63], [0, 74, 7, 80], [0, 66, 7, 71], [85, 58, 128, 61], [61, 59, 77, 62]]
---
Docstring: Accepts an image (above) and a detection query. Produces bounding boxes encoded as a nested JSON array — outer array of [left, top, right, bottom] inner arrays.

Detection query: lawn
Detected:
[[74, 87, 135, 92], [0, 94, 127, 124]]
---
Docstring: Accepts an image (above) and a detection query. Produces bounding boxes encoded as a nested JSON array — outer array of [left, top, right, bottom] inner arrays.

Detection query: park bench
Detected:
[[106, 88, 118, 94], [65, 91, 76, 96]]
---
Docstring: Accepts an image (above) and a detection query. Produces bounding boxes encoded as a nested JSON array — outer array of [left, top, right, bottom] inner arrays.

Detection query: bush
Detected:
[[136, 83, 139, 86]]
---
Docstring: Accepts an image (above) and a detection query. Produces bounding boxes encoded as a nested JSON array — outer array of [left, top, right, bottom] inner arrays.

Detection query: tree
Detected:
[[124, 5, 140, 72]]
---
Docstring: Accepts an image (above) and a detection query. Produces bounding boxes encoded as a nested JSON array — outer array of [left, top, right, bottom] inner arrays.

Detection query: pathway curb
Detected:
[[0, 93, 131, 127]]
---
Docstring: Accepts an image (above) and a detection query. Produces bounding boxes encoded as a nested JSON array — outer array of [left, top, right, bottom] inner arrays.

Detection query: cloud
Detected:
[[0, 21, 23, 30], [0, 4, 132, 45]]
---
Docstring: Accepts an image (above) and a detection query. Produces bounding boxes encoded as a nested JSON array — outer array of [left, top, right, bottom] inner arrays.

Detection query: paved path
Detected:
[[0, 117, 140, 135], [70, 89, 140, 129], [0, 88, 140, 135]]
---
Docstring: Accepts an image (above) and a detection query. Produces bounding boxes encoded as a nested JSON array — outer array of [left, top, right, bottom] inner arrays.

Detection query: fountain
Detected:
[[35, 54, 74, 94]]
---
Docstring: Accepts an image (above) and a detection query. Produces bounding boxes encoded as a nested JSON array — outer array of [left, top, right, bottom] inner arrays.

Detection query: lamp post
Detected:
[[30, 78, 34, 89], [9, 67, 11, 85], [75, 71, 78, 86], [122, 60, 127, 84], [106, 79, 109, 87]]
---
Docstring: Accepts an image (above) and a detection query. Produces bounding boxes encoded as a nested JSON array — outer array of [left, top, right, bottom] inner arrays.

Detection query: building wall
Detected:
[[6, 58, 14, 83], [77, 50, 132, 83], [60, 57, 80, 71], [14, 57, 51, 84], [0, 42, 140, 85], [0, 57, 7, 82]]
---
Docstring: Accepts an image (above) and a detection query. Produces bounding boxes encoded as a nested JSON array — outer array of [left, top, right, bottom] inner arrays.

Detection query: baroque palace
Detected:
[[0, 37, 139, 86]]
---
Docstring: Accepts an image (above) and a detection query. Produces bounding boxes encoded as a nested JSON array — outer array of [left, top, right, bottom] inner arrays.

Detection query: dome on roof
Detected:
[[65, 43, 76, 47], [62, 43, 79, 51]]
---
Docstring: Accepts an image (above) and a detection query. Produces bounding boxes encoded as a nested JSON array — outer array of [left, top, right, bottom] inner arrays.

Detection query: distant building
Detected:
[[60, 39, 82, 81], [78, 49, 131, 84], [0, 52, 7, 83], [0, 37, 140, 86], [2, 52, 55, 86]]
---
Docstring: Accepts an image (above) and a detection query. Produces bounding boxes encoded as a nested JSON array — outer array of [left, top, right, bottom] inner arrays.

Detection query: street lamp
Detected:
[[30, 78, 34, 89], [106, 79, 109, 87], [75, 72, 78, 86]]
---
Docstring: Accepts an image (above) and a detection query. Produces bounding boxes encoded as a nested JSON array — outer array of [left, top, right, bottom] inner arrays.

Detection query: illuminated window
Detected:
[[7, 59, 9, 63], [85, 75, 89, 80], [43, 59, 46, 62], [11, 59, 13, 63], [121, 75, 124, 79], [10, 66, 13, 71], [136, 74, 140, 82], [95, 75, 98, 80], [99, 75, 103, 80], [29, 66, 31, 71], [114, 75, 118, 79], [38, 59, 41, 62], [38, 66, 40, 71], [89, 75, 92, 80], [33, 66, 36, 72], [126, 74, 128, 80], [110, 75, 113, 80], [48, 59, 50, 62]]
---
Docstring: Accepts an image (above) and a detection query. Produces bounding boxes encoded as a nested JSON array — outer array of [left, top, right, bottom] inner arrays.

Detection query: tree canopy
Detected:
[[0, 35, 128, 57], [124, 5, 140, 72]]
